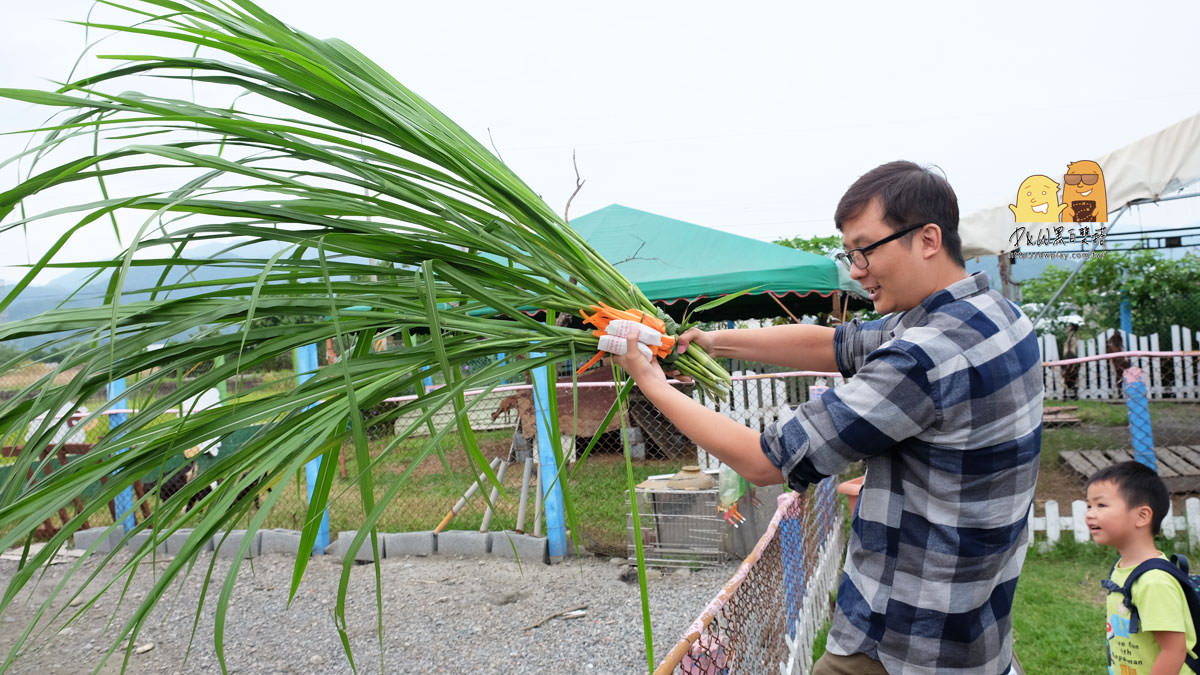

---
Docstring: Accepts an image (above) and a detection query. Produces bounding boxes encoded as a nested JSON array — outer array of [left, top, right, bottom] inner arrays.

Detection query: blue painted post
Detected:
[[530, 353, 566, 561], [497, 352, 506, 385], [1123, 367, 1157, 470], [1120, 297, 1133, 349], [296, 343, 330, 554], [107, 379, 136, 532]]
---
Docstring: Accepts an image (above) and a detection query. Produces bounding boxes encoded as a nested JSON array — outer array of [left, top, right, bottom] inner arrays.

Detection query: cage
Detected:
[[626, 474, 725, 568]]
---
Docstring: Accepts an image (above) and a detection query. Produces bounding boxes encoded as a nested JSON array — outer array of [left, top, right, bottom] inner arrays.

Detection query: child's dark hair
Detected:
[[1088, 461, 1170, 535]]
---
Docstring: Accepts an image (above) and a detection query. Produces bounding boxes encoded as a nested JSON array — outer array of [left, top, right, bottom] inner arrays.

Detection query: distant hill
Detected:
[[1, 240, 366, 352]]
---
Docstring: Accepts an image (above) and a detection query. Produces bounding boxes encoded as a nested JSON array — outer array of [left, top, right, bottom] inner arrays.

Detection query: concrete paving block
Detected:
[[211, 530, 261, 559], [73, 527, 124, 554], [125, 530, 169, 556], [258, 529, 303, 556], [382, 531, 436, 558], [325, 531, 384, 562], [490, 532, 547, 564], [164, 528, 214, 556], [436, 530, 491, 557]]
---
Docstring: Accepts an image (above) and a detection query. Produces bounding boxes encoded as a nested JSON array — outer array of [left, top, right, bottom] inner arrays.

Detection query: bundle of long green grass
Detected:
[[0, 1, 730, 670]]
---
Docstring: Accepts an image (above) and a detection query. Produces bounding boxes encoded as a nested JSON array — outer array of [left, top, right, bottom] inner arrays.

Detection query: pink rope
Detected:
[[88, 352, 1197, 414], [1042, 349, 1200, 367]]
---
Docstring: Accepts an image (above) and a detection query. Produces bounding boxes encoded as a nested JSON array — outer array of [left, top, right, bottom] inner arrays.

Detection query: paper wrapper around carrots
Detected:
[[572, 303, 730, 400], [576, 304, 679, 374]]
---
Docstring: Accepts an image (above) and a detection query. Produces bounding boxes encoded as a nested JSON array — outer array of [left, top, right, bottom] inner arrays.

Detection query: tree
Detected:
[[1021, 249, 1200, 339], [773, 233, 843, 257]]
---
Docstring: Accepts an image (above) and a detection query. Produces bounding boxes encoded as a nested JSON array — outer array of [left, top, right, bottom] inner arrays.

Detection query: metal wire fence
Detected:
[[7, 334, 1195, 553], [655, 477, 844, 675]]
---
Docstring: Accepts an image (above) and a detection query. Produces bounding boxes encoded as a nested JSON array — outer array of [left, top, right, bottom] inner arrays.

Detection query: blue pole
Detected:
[[1123, 367, 1156, 470], [107, 379, 136, 532], [296, 344, 330, 555], [530, 354, 566, 560], [1120, 297, 1133, 349]]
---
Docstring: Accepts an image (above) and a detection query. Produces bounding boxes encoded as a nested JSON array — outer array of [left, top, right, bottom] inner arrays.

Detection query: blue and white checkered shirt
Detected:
[[760, 272, 1043, 674]]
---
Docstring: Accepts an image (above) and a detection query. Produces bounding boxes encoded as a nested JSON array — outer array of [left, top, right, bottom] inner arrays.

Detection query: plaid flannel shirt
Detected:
[[760, 272, 1043, 674]]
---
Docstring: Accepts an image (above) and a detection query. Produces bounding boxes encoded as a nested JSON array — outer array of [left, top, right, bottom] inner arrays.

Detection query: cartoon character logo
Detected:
[[1061, 160, 1107, 223], [1009, 175, 1067, 222]]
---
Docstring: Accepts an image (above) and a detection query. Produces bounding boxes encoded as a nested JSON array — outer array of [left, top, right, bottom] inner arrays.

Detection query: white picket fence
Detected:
[[692, 370, 845, 470], [1031, 498, 1200, 549], [1038, 324, 1200, 400]]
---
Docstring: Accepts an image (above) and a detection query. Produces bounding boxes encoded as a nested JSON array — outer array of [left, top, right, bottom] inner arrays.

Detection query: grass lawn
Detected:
[[1013, 540, 1111, 673]]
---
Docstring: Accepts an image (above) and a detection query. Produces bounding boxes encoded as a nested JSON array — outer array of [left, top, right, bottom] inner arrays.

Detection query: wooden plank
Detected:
[[1170, 446, 1200, 472], [1060, 451, 1092, 479], [1164, 473, 1200, 494], [1155, 447, 1193, 480], [1102, 448, 1134, 467], [1060, 450, 1104, 479], [1161, 446, 1200, 473]]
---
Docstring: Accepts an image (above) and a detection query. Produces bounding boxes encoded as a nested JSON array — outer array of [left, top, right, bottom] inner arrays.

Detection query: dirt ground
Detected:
[[1036, 403, 1200, 511]]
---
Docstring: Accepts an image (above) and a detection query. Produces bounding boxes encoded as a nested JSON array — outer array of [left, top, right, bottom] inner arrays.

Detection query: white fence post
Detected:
[[1028, 498, 1200, 552], [1045, 500, 1061, 545], [1188, 498, 1200, 552], [1176, 325, 1198, 400], [1083, 336, 1099, 400], [1071, 500, 1089, 543]]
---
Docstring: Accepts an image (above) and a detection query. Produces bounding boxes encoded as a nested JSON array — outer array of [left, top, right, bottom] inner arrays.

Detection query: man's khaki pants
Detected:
[[812, 652, 888, 675]]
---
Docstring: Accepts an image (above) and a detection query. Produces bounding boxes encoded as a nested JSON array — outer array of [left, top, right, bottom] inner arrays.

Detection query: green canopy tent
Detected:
[[570, 204, 866, 322]]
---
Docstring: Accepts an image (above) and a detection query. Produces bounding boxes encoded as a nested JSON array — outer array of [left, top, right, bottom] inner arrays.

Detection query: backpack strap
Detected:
[[1117, 557, 1200, 673], [1101, 558, 1122, 594]]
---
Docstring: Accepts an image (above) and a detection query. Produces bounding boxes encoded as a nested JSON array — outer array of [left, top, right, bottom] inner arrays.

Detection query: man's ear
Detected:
[[918, 223, 943, 260]]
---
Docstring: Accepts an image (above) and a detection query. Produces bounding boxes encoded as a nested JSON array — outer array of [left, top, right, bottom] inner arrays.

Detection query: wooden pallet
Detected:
[[1060, 446, 1200, 493], [1043, 405, 1081, 426]]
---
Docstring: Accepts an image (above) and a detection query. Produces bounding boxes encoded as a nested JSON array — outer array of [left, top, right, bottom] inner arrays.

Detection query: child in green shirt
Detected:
[[1087, 461, 1196, 675]]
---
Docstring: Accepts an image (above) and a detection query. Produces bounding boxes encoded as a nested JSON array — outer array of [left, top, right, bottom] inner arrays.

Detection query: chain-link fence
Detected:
[[654, 477, 844, 675], [254, 370, 842, 555], [15, 341, 1195, 552]]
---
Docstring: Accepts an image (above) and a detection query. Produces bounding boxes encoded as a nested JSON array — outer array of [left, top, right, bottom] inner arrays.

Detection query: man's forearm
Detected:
[[707, 324, 837, 372], [636, 379, 784, 486]]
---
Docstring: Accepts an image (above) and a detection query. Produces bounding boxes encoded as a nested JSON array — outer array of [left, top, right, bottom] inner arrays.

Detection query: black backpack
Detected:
[[1102, 553, 1200, 673]]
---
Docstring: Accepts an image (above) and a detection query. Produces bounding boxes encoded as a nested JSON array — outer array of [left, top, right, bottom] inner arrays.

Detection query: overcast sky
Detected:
[[3, 1, 1200, 285]]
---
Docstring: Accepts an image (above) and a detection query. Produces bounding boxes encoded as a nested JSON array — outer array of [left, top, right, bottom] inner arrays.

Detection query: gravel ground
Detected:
[[0, 549, 739, 674]]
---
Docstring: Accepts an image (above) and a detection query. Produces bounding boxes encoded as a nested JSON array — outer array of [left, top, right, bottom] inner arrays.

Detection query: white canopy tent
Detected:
[[960, 111, 1200, 258]]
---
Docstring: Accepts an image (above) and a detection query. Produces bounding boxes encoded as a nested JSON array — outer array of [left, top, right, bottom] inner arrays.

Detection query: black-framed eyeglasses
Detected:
[[835, 223, 929, 270]]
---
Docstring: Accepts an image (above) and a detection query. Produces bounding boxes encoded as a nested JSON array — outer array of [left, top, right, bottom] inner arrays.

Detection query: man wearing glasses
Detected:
[[611, 160, 1042, 674]]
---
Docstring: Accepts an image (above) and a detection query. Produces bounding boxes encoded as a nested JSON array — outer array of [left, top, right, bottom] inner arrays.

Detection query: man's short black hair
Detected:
[[1088, 461, 1170, 535], [834, 160, 965, 267]]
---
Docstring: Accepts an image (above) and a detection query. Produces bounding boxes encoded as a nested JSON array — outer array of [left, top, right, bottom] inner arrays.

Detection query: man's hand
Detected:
[[605, 335, 783, 486], [674, 326, 714, 356], [609, 335, 668, 388]]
